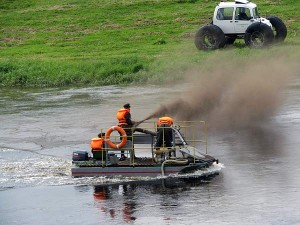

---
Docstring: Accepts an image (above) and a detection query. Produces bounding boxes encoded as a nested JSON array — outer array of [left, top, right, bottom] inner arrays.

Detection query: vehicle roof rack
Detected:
[[235, 0, 250, 4]]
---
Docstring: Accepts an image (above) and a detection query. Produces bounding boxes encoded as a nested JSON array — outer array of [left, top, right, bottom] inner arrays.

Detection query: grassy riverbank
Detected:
[[0, 0, 299, 87]]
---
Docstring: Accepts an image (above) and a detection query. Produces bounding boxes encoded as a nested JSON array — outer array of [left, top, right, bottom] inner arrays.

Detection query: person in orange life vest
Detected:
[[91, 132, 106, 161], [155, 116, 174, 149], [116, 103, 136, 161]]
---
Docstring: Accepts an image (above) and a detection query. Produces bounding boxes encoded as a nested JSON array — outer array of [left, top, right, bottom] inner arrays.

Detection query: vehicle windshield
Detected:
[[252, 7, 260, 18]]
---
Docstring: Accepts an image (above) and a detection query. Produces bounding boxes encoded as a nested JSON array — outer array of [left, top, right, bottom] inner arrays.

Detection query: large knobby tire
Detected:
[[244, 23, 274, 48], [195, 25, 226, 51], [267, 16, 287, 42]]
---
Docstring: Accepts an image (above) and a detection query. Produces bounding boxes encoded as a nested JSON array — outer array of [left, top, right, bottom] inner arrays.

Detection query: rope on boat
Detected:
[[161, 159, 189, 177]]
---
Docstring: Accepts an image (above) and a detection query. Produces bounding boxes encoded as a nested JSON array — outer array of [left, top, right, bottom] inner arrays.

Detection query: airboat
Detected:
[[71, 121, 219, 178]]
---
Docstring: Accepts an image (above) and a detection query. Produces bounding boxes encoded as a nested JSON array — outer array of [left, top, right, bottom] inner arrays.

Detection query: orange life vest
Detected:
[[157, 116, 174, 126], [116, 108, 130, 126]]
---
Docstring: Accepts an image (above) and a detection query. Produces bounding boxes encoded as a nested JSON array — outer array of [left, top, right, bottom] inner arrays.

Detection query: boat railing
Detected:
[[98, 124, 156, 165], [175, 120, 208, 154], [96, 120, 208, 166]]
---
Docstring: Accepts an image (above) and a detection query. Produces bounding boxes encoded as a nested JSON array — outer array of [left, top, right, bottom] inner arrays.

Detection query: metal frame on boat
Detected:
[[71, 121, 219, 177]]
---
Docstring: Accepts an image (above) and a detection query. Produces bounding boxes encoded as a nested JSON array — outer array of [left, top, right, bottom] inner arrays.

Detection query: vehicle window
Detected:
[[235, 7, 251, 20], [216, 7, 234, 20], [253, 7, 260, 19]]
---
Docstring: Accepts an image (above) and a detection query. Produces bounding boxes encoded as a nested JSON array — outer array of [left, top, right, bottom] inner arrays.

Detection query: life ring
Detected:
[[105, 126, 127, 149]]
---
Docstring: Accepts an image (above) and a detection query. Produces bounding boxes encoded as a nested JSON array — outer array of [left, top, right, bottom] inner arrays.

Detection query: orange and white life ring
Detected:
[[105, 126, 127, 149]]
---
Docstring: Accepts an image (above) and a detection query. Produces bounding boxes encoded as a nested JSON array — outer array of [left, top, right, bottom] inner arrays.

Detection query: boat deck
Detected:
[[73, 156, 216, 169], [73, 157, 158, 167]]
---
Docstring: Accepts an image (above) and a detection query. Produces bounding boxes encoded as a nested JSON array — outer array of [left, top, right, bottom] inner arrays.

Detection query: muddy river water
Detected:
[[0, 83, 300, 225]]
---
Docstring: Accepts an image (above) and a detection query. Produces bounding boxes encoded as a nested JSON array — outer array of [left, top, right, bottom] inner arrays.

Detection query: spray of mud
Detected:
[[142, 52, 298, 130]]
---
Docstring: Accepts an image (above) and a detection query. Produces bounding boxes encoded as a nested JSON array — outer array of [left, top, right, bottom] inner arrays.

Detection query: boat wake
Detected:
[[168, 162, 224, 179], [0, 148, 223, 191]]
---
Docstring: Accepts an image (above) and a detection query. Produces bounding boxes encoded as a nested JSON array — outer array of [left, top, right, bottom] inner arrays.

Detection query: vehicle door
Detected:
[[233, 7, 253, 33], [213, 7, 235, 34]]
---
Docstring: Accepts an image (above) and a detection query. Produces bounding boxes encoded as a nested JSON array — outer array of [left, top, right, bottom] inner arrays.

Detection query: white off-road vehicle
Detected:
[[195, 0, 287, 50]]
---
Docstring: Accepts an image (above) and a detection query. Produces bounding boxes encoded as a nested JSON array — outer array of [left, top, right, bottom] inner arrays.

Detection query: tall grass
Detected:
[[0, 56, 147, 87], [0, 0, 299, 87]]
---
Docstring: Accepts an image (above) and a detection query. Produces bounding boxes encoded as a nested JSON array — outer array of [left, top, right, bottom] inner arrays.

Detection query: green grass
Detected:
[[0, 0, 299, 87]]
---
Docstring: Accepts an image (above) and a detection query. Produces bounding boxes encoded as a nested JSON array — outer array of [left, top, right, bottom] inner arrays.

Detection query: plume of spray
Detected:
[[140, 55, 297, 130]]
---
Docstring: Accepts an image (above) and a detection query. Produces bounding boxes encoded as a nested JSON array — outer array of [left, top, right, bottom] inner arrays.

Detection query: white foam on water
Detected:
[[163, 162, 224, 179], [0, 151, 72, 190]]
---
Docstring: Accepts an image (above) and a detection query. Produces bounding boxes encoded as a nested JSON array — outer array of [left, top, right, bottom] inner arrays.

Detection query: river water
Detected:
[[0, 83, 300, 225]]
